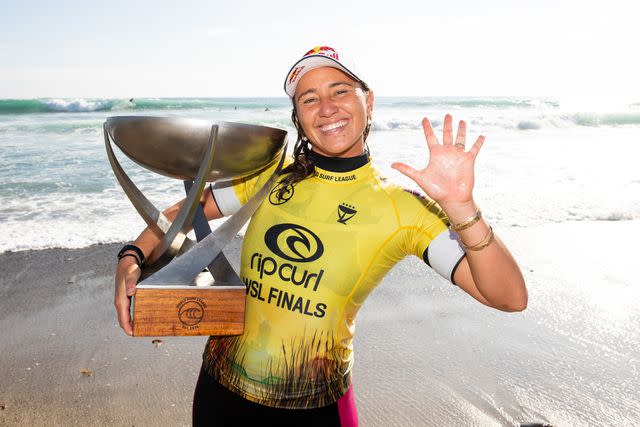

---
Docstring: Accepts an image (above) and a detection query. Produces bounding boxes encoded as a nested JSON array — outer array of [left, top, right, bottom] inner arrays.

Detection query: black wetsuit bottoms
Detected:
[[192, 366, 358, 427]]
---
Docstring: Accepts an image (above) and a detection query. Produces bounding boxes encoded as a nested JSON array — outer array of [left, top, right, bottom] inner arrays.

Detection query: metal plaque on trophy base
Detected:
[[104, 116, 287, 336]]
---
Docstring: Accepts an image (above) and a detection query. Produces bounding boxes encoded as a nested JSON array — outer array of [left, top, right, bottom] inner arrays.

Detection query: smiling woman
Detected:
[[113, 45, 527, 427], [294, 68, 372, 158]]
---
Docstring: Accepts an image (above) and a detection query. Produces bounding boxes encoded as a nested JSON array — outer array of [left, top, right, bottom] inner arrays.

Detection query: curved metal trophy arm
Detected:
[[147, 125, 219, 265], [140, 141, 288, 287], [185, 180, 238, 285], [104, 121, 198, 257], [104, 123, 174, 237]]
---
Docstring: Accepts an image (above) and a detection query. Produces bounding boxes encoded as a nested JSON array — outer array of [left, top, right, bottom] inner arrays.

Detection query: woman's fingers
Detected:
[[391, 162, 420, 181], [114, 261, 140, 336], [421, 117, 438, 148], [469, 135, 485, 159], [424, 115, 471, 149], [115, 280, 133, 335], [125, 265, 140, 297], [116, 297, 133, 336], [455, 120, 466, 149], [420, 114, 482, 158], [443, 114, 453, 146]]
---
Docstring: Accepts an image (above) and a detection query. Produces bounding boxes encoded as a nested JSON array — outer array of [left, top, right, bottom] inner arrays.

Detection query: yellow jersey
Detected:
[[205, 151, 465, 409]]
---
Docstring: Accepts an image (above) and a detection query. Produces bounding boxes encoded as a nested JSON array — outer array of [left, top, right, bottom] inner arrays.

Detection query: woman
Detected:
[[114, 46, 527, 426]]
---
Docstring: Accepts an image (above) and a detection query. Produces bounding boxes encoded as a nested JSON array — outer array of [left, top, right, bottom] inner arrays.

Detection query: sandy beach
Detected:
[[1, 221, 639, 426], [3, 1, 640, 423]]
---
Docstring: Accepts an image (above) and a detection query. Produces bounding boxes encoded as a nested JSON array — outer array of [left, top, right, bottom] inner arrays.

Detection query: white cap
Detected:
[[284, 46, 364, 98]]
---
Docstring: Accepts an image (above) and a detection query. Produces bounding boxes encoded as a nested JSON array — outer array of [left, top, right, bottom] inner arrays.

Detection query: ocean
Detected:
[[0, 97, 639, 425], [1, 96, 639, 252]]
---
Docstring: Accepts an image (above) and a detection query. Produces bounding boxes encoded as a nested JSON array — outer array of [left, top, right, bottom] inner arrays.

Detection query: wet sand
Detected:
[[1, 222, 639, 426]]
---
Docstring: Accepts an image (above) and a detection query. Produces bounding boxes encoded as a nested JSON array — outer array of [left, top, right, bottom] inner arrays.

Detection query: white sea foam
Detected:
[[1, 98, 639, 252], [42, 98, 117, 113]]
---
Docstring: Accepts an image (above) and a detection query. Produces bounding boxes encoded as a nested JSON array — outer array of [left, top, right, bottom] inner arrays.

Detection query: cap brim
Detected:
[[284, 55, 361, 98]]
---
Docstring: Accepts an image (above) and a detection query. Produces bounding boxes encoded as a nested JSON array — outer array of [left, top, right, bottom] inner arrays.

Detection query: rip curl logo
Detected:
[[264, 223, 324, 262], [269, 181, 294, 205], [337, 203, 357, 224], [177, 297, 206, 328]]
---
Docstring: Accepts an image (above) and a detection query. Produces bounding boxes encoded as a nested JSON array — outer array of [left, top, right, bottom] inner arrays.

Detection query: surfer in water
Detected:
[[114, 46, 528, 426]]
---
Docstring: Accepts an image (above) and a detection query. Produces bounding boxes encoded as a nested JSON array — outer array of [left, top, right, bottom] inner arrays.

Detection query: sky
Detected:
[[1, 0, 639, 104]]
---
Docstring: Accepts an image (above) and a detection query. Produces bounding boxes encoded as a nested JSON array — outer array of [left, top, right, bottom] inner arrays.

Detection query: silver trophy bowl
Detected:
[[104, 116, 287, 181], [104, 116, 288, 286]]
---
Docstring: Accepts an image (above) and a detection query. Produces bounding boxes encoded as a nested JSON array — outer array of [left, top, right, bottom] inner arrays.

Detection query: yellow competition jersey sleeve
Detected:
[[203, 157, 465, 409], [393, 187, 466, 282], [209, 157, 292, 216]]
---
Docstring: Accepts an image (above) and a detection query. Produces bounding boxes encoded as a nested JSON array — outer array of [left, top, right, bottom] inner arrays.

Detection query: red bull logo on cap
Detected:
[[286, 45, 350, 97], [303, 46, 339, 60], [288, 66, 305, 85]]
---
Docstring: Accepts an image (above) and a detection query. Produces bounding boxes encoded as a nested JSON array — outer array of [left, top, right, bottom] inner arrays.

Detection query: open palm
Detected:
[[391, 114, 484, 207]]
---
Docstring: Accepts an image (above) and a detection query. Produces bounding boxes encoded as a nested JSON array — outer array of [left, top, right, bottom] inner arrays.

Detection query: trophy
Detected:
[[104, 116, 287, 336]]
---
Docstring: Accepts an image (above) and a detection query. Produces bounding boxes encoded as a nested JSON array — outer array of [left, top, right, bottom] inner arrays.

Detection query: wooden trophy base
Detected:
[[132, 286, 245, 337]]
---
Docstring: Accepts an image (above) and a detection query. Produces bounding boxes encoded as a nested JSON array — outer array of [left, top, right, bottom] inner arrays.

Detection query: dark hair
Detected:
[[277, 80, 371, 197]]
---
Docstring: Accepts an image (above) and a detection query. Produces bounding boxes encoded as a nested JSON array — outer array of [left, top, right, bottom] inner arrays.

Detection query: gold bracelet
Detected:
[[461, 226, 495, 251], [450, 209, 482, 231]]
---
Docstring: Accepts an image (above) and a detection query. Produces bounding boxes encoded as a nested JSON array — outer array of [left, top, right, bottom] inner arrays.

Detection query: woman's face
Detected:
[[294, 67, 373, 158]]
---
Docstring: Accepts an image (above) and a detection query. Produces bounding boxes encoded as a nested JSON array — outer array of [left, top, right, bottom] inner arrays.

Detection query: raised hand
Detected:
[[392, 115, 527, 312], [391, 114, 484, 210]]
